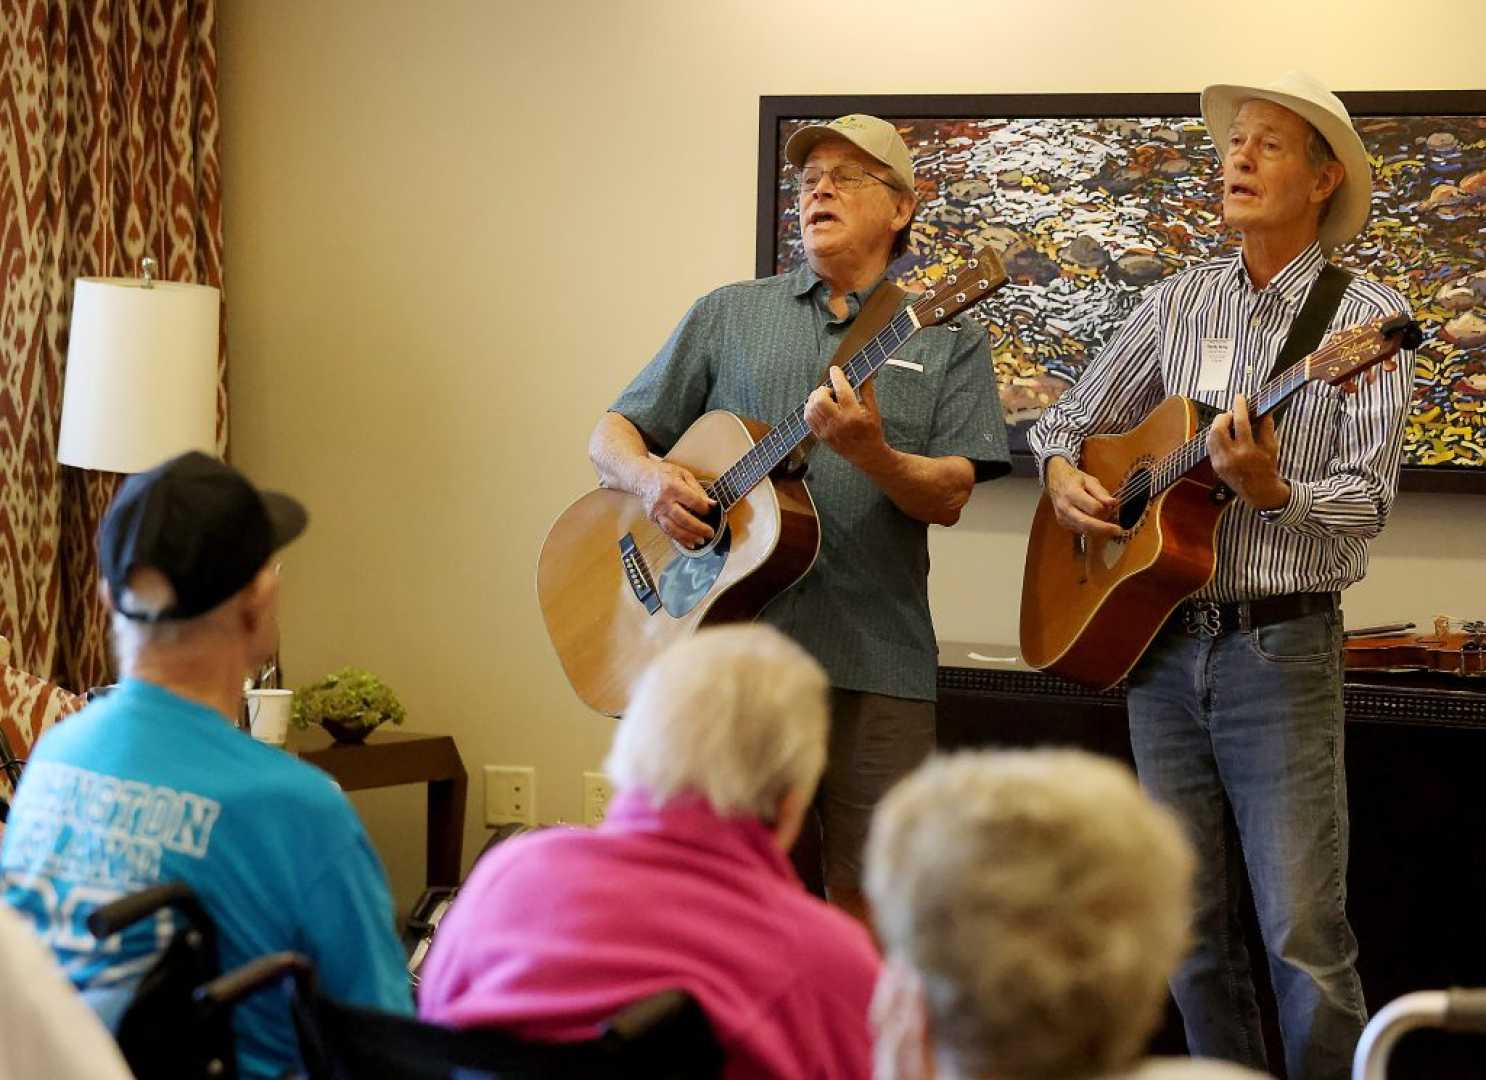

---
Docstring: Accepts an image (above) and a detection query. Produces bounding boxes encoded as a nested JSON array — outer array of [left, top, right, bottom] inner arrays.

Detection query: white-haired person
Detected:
[[1, 452, 411, 1079], [864, 750, 1273, 1080], [418, 624, 881, 1078]]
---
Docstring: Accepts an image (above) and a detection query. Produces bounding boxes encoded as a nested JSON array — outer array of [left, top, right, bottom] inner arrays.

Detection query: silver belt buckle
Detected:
[[1183, 600, 1223, 639]]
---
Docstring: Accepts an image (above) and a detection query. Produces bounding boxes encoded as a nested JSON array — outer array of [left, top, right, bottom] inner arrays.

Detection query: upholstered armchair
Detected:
[[0, 637, 84, 806]]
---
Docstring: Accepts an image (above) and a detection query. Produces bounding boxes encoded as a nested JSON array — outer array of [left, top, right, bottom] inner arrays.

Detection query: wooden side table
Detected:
[[288, 728, 467, 888]]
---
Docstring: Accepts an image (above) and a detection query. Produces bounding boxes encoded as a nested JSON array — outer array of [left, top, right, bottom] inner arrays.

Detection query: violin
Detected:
[[1343, 617, 1485, 678]]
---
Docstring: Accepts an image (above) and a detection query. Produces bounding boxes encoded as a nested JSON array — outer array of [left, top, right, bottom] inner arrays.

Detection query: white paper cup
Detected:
[[245, 689, 293, 745]]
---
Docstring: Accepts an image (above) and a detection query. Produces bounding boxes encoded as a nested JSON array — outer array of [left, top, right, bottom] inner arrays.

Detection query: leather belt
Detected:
[[1174, 592, 1338, 639]]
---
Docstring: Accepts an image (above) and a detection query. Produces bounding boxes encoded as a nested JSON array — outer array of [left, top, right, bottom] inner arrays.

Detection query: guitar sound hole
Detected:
[[1118, 469, 1152, 532]]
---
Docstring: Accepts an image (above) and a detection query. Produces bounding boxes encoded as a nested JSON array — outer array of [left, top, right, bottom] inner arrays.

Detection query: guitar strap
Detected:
[[1266, 262, 1353, 384], [825, 278, 909, 379], [783, 278, 907, 476]]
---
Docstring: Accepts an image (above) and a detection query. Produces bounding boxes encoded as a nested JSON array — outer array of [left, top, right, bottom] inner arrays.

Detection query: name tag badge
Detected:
[[1197, 338, 1235, 393]]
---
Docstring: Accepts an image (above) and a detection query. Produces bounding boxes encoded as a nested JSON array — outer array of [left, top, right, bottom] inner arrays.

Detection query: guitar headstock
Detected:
[[1307, 315, 1422, 392], [910, 247, 1009, 329]]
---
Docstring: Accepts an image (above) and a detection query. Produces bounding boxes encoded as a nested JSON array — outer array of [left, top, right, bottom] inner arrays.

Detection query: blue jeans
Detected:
[[1126, 606, 1366, 1080]]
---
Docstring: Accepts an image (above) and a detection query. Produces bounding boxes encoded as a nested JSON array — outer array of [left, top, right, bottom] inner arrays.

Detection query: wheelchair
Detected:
[[198, 951, 724, 1080], [87, 882, 238, 1079]]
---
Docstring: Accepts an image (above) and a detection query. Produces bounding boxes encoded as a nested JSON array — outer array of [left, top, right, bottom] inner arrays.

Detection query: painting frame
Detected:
[[757, 92, 1486, 494]]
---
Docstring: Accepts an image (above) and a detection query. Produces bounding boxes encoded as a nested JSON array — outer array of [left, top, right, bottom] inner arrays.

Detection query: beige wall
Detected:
[[219, 0, 1486, 911]]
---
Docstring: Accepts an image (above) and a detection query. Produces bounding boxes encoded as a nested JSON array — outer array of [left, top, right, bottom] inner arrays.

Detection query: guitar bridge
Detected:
[[618, 534, 662, 615]]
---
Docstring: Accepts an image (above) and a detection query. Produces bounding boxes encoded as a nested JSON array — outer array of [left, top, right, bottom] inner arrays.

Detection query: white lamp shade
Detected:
[[58, 276, 221, 473]]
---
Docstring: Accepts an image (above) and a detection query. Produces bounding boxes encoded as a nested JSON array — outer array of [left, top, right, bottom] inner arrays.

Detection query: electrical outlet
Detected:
[[583, 771, 614, 826], [484, 765, 535, 826]]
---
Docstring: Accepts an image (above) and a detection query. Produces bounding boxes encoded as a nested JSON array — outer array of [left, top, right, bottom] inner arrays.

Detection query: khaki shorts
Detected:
[[814, 689, 936, 891]]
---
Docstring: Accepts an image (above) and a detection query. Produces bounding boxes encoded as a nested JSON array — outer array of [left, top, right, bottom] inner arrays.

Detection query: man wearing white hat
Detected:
[[1030, 73, 1415, 1079], [589, 114, 1010, 922]]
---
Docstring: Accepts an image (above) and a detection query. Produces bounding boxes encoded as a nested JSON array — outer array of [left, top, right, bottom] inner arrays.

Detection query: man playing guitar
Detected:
[[1029, 73, 1415, 1080], [588, 114, 1009, 924]]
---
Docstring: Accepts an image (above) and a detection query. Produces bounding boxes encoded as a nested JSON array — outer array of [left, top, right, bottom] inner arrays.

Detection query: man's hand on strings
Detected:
[[1207, 394, 1290, 511], [804, 366, 889, 466], [641, 461, 714, 547], [1045, 456, 1123, 539]]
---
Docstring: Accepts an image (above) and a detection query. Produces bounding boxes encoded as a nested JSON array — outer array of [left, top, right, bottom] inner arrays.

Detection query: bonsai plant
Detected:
[[292, 667, 406, 744]]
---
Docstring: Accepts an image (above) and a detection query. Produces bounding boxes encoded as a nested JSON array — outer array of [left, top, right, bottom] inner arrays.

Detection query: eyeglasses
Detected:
[[798, 163, 897, 194]]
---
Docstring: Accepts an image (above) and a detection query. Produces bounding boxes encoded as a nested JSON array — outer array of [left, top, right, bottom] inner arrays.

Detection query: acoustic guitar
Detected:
[[1019, 314, 1422, 691], [538, 248, 1009, 715]]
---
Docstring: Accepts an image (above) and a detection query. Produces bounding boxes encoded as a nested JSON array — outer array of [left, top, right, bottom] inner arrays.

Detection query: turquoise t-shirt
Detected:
[[0, 679, 412, 1078]]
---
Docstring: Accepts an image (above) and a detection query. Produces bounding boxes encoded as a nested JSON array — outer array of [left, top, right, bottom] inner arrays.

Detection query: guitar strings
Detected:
[[1107, 359, 1316, 505], [713, 288, 995, 505], [714, 310, 919, 509], [1106, 324, 1385, 508]]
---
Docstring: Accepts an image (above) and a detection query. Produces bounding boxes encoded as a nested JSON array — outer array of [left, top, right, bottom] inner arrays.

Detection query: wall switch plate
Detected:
[[484, 765, 535, 826], [583, 771, 614, 826]]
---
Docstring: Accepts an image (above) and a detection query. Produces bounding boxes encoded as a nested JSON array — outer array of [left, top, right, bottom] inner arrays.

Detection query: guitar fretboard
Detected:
[[1146, 359, 1312, 496], [709, 308, 919, 511]]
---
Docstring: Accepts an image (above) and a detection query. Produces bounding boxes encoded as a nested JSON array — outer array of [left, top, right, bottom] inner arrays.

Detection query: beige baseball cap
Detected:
[[784, 114, 914, 191], [1201, 70, 1371, 252]]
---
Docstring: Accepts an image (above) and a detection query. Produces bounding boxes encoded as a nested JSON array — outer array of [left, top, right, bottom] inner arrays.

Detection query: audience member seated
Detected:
[[864, 750, 1273, 1080], [0, 451, 411, 1079], [0, 902, 132, 1080], [418, 624, 881, 1078]]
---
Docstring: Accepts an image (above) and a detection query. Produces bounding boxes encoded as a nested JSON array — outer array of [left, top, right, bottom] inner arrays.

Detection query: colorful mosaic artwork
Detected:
[[769, 108, 1486, 481]]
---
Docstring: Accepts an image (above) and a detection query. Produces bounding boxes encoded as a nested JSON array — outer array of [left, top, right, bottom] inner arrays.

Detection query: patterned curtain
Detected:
[[0, 0, 225, 691]]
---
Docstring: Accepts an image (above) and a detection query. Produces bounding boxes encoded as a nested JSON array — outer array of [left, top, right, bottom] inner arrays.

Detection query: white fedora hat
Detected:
[[1201, 70, 1371, 252]]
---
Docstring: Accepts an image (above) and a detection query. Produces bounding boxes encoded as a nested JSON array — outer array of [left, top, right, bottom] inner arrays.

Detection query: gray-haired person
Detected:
[[865, 749, 1272, 1080], [419, 625, 880, 1077], [589, 114, 1010, 923]]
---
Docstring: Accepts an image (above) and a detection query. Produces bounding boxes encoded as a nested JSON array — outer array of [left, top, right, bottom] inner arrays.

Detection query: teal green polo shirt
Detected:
[[612, 264, 1009, 701]]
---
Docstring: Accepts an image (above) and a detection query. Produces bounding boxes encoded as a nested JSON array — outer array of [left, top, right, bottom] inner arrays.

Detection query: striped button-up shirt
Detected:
[[1029, 242, 1415, 602]]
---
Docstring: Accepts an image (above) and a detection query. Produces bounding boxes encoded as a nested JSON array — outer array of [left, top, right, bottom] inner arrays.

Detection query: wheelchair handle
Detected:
[[196, 951, 314, 1012], [88, 882, 210, 939]]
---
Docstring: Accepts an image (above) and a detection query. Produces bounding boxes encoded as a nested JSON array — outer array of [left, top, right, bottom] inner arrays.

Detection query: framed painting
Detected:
[[757, 92, 1486, 493]]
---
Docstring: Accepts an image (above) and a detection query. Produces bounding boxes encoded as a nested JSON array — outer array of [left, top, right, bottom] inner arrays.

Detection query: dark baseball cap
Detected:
[[101, 451, 308, 621]]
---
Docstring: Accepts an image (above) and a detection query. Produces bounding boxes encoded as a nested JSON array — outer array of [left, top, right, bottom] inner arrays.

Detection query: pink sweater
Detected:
[[418, 789, 880, 1079]]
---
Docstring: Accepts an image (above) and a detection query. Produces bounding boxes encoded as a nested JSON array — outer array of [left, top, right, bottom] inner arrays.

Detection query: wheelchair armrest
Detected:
[[197, 951, 314, 1013], [601, 988, 707, 1042], [88, 882, 209, 938]]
